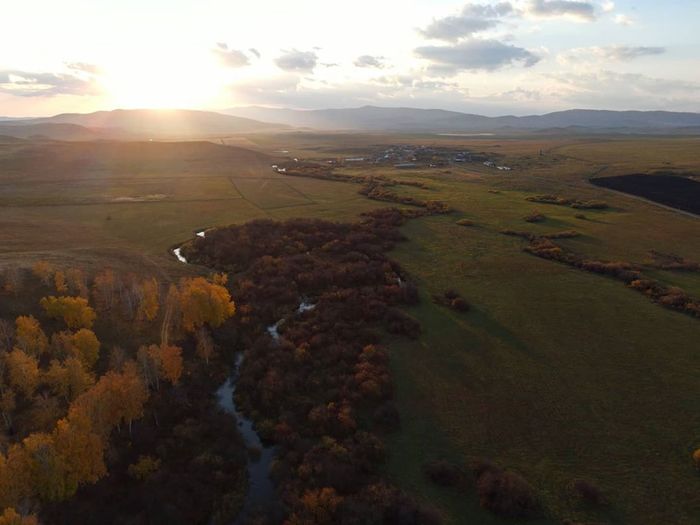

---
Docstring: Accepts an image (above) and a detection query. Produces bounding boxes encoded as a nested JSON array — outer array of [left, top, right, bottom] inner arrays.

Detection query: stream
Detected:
[[216, 354, 276, 524], [173, 235, 313, 523]]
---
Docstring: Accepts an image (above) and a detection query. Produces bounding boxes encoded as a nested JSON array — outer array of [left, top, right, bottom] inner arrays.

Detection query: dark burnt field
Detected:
[[591, 173, 700, 215]]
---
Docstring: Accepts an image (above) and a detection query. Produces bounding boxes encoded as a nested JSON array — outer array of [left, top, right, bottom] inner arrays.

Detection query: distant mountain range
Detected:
[[0, 109, 286, 140], [1, 106, 699, 141], [223, 106, 700, 133]]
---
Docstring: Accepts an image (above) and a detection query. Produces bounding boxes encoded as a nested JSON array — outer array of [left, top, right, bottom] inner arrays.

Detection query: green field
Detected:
[[1, 135, 699, 523]]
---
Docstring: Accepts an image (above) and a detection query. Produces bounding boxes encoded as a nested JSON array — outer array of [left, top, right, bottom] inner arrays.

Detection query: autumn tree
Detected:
[[158, 344, 183, 385], [65, 268, 88, 298], [14, 316, 47, 357], [40, 296, 96, 330], [195, 327, 215, 364], [0, 507, 38, 525], [54, 270, 68, 294], [0, 320, 14, 352], [2, 268, 24, 296], [178, 277, 235, 332], [127, 455, 161, 481], [50, 329, 100, 369], [136, 278, 160, 322], [45, 357, 95, 401], [92, 269, 117, 311], [31, 261, 54, 286], [0, 390, 15, 429], [5, 349, 39, 398]]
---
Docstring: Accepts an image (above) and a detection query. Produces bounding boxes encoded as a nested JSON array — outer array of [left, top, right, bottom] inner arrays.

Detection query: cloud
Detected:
[[212, 43, 250, 68], [528, 0, 596, 21], [560, 45, 666, 63], [415, 39, 540, 73], [65, 62, 101, 74], [419, 2, 514, 42], [248, 48, 261, 59], [614, 13, 634, 25], [548, 70, 700, 109], [275, 49, 318, 72], [601, 1, 615, 12], [0, 70, 100, 97], [354, 55, 387, 68]]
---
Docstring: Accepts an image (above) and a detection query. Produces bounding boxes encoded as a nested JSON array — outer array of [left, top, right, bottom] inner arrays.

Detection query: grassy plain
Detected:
[[1, 134, 699, 523]]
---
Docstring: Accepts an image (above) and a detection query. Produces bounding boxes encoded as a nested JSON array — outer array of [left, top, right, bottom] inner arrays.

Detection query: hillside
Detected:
[[224, 106, 700, 133], [0, 109, 287, 140]]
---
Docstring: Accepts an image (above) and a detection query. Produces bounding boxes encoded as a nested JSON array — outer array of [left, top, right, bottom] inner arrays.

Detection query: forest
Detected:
[[0, 263, 240, 524]]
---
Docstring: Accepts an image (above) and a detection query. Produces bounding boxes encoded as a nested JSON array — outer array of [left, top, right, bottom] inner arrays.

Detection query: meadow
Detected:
[[0, 134, 699, 524]]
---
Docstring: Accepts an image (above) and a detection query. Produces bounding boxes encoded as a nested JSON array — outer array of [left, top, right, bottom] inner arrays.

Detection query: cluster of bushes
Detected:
[[501, 229, 580, 241], [526, 194, 609, 210], [278, 162, 449, 214], [0, 266, 244, 524], [646, 250, 700, 272], [455, 219, 475, 227], [522, 238, 700, 319], [185, 208, 444, 523], [432, 290, 470, 312], [523, 211, 546, 223], [422, 459, 541, 519]]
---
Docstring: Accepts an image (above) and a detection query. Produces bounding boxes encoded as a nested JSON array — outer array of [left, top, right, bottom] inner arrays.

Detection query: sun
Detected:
[[102, 60, 222, 109]]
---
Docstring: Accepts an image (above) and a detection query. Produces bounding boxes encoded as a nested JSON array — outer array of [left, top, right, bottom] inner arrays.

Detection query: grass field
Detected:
[[1, 134, 699, 523]]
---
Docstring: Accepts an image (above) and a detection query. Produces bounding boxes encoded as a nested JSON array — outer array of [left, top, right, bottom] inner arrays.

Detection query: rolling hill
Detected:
[[223, 105, 700, 133], [0, 109, 287, 140]]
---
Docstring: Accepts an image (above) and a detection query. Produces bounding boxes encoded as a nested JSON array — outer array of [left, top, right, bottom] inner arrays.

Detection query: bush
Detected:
[[422, 460, 464, 487], [524, 212, 546, 223], [373, 402, 401, 432], [473, 461, 540, 518], [456, 219, 474, 227], [569, 479, 606, 505]]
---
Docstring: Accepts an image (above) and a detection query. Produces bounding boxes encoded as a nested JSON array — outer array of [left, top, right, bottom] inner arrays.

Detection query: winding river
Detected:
[[172, 235, 316, 523], [216, 354, 276, 524]]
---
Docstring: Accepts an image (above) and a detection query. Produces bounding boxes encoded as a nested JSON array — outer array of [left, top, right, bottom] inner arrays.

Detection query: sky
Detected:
[[1, 0, 698, 116]]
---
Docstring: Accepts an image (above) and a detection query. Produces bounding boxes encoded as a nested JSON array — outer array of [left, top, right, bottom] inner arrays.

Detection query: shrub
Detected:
[[456, 219, 474, 227], [423, 460, 464, 487], [524, 212, 546, 223], [473, 461, 540, 518], [569, 479, 606, 505], [692, 449, 700, 469]]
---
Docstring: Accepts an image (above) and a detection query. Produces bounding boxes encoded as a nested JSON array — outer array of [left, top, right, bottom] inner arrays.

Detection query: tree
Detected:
[[54, 270, 68, 294], [0, 390, 15, 429], [70, 329, 100, 369], [92, 269, 117, 311], [40, 296, 96, 330], [65, 268, 88, 298], [5, 350, 39, 398], [45, 358, 95, 401], [0, 507, 38, 525], [158, 345, 183, 385], [195, 327, 215, 364], [127, 455, 161, 480], [14, 316, 47, 357], [0, 320, 14, 352], [52, 415, 107, 493], [20, 432, 66, 501], [178, 277, 236, 332], [31, 261, 54, 286], [3, 268, 24, 296], [137, 278, 160, 322]]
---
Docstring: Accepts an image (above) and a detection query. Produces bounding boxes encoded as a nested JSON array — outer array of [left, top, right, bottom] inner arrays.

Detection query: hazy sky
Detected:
[[1, 0, 698, 116]]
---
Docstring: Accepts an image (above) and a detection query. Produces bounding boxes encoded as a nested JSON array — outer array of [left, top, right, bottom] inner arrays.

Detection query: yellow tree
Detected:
[[137, 278, 160, 322], [158, 345, 183, 385], [31, 261, 54, 286], [52, 415, 107, 494], [45, 358, 95, 401], [178, 277, 236, 333], [40, 296, 96, 330], [5, 350, 39, 398], [14, 316, 47, 357], [0, 507, 38, 525], [70, 329, 100, 369], [65, 268, 89, 298], [54, 271, 68, 294], [21, 432, 67, 501]]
